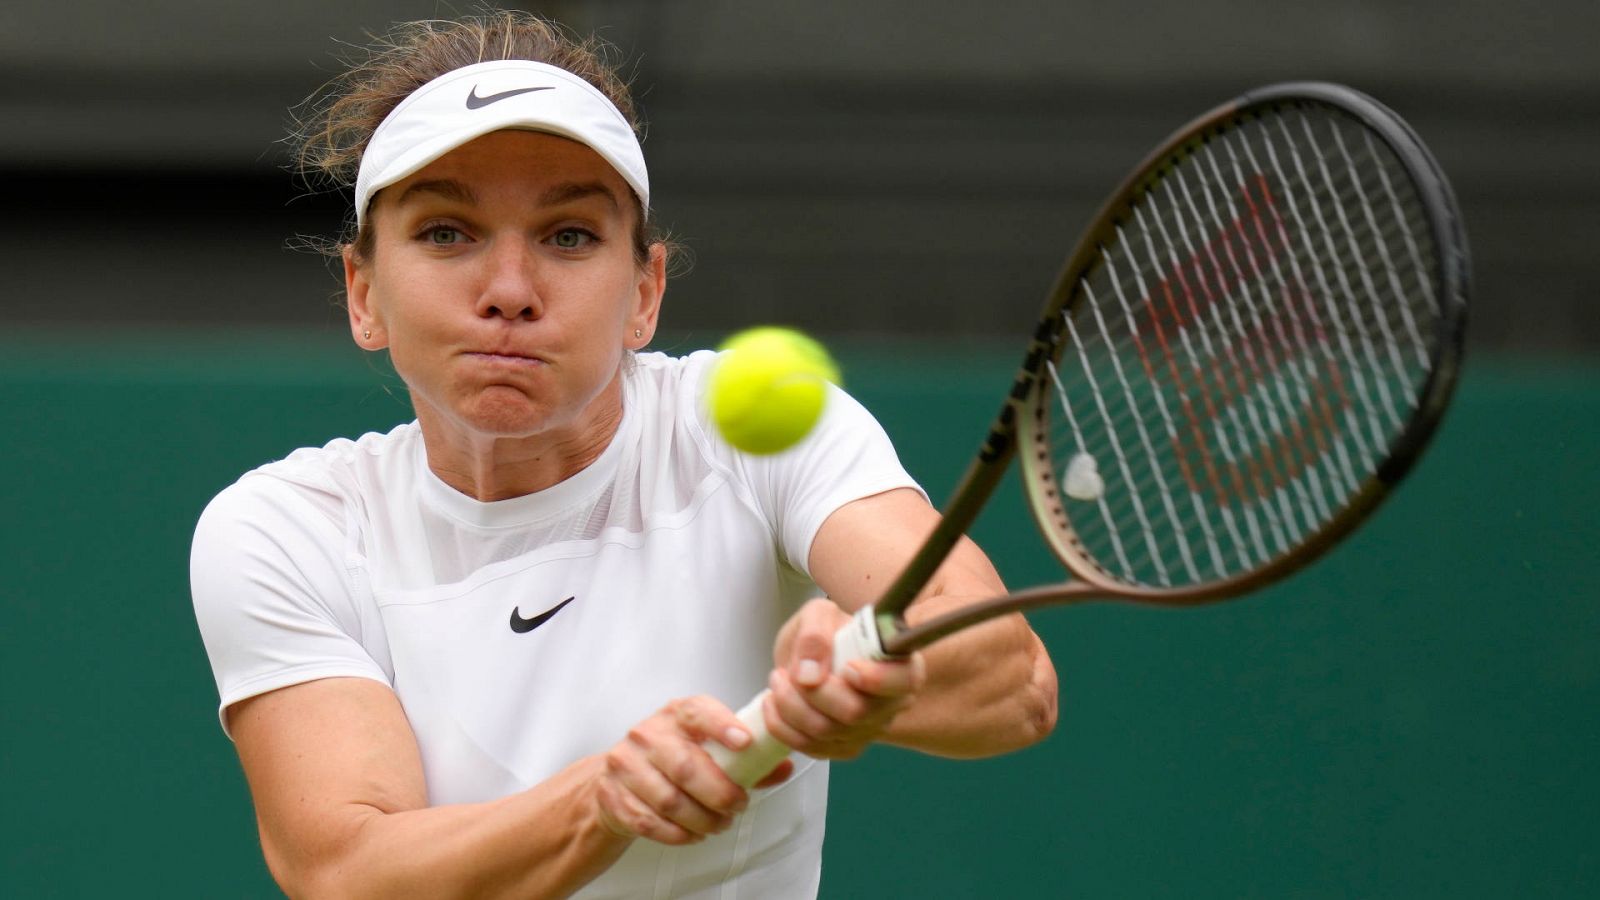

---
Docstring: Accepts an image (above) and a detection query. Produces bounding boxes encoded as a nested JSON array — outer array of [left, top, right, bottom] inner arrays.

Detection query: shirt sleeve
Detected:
[[733, 379, 928, 578], [189, 474, 391, 736]]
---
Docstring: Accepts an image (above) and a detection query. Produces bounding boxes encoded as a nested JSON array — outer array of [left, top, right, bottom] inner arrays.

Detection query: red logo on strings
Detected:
[[1128, 174, 1350, 510]]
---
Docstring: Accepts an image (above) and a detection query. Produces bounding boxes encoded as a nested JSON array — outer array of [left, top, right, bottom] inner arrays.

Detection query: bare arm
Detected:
[[231, 678, 774, 899], [766, 487, 1058, 761]]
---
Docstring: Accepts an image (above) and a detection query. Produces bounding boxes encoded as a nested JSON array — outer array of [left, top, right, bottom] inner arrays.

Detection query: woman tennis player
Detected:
[[191, 11, 1056, 898]]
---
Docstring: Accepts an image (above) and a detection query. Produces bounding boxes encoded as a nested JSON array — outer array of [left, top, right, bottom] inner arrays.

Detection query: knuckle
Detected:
[[766, 674, 793, 707], [782, 723, 821, 752], [718, 781, 748, 811], [705, 788, 735, 815], [668, 752, 698, 786], [630, 810, 668, 839], [679, 695, 717, 726], [595, 780, 625, 815], [604, 750, 628, 775], [765, 718, 809, 752], [700, 781, 741, 814], [795, 706, 834, 740], [836, 698, 869, 725], [673, 695, 726, 735], [625, 805, 656, 834], [600, 786, 657, 838], [656, 790, 688, 819]]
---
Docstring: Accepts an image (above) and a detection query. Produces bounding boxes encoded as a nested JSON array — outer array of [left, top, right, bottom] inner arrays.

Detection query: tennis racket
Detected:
[[708, 81, 1469, 787]]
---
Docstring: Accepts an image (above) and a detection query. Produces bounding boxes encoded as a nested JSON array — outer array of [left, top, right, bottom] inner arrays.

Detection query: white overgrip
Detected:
[[704, 605, 891, 788]]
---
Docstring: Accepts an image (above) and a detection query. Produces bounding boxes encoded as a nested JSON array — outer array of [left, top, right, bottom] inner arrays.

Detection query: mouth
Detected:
[[464, 350, 545, 367]]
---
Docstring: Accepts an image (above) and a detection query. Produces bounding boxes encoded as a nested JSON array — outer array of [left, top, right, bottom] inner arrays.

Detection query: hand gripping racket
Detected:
[[708, 82, 1470, 787]]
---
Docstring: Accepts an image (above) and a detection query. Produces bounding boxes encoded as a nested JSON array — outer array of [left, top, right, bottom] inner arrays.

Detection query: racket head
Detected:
[[1017, 82, 1469, 604]]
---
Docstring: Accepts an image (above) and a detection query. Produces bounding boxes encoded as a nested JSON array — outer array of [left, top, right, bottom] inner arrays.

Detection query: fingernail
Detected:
[[724, 727, 750, 748], [797, 660, 822, 685], [842, 664, 862, 688]]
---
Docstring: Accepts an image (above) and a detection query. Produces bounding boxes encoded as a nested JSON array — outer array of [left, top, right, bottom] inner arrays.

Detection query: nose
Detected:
[[476, 238, 544, 322]]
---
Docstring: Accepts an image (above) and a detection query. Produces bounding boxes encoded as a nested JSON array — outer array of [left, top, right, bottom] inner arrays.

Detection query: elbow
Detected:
[[1015, 636, 1060, 748], [260, 834, 314, 900], [276, 861, 377, 900], [260, 816, 381, 900], [266, 853, 347, 900], [263, 857, 317, 900]]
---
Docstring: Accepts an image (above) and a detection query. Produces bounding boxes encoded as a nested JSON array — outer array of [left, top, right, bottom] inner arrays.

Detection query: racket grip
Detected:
[[705, 605, 890, 788]]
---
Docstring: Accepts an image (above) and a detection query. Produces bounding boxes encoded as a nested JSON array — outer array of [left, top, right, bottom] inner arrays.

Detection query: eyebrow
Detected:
[[538, 181, 621, 211], [393, 178, 621, 212], [395, 178, 477, 208]]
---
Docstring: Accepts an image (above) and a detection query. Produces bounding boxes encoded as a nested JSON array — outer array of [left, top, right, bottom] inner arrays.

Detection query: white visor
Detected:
[[354, 59, 648, 229]]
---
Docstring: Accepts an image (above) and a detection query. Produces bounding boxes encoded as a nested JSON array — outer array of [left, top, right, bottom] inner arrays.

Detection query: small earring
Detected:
[[363, 329, 372, 339], [635, 329, 643, 339]]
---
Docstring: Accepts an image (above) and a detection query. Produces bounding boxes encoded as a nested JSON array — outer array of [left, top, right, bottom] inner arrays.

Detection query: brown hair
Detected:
[[291, 10, 665, 268]]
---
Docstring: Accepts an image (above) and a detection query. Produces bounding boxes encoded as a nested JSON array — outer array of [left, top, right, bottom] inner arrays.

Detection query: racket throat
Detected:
[[840, 604, 895, 663]]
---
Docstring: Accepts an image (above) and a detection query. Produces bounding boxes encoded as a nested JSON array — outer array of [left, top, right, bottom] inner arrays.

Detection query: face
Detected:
[[345, 130, 664, 448]]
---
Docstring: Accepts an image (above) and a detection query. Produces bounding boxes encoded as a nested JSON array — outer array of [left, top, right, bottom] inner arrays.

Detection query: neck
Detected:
[[417, 377, 625, 502]]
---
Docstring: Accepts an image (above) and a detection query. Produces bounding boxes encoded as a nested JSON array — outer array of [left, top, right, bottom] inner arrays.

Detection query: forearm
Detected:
[[276, 757, 631, 900], [805, 492, 1059, 759], [881, 600, 1058, 758]]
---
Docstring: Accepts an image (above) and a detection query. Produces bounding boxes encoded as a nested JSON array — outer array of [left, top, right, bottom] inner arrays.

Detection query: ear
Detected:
[[344, 246, 388, 350], [624, 243, 667, 350]]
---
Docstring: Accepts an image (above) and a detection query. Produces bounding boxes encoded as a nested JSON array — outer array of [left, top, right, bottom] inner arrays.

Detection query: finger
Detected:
[[653, 743, 748, 824], [841, 652, 926, 699], [612, 707, 744, 836], [661, 698, 753, 816], [762, 670, 846, 752], [597, 755, 699, 845], [778, 667, 873, 728], [633, 747, 736, 837], [787, 601, 842, 688], [670, 695, 754, 753]]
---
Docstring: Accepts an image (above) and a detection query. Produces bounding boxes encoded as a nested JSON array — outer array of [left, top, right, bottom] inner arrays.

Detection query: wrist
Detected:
[[574, 756, 641, 848]]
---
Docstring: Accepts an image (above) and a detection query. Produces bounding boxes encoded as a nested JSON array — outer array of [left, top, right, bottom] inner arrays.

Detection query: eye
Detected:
[[551, 228, 597, 250], [425, 226, 465, 245]]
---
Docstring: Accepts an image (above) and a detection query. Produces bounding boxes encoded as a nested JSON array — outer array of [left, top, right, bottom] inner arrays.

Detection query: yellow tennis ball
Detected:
[[708, 327, 841, 455]]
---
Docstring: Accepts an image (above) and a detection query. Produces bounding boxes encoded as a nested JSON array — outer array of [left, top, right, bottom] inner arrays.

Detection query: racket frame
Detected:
[[875, 81, 1469, 656]]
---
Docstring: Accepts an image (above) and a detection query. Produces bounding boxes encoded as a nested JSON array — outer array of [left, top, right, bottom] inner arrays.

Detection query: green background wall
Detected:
[[2, 331, 1595, 897]]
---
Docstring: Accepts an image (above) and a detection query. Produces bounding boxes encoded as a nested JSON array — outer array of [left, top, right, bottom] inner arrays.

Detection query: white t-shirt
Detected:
[[191, 349, 922, 899]]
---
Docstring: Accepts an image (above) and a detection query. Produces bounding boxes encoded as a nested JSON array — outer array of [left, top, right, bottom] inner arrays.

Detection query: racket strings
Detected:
[[1141, 197, 1305, 555], [1193, 139, 1354, 528], [1273, 116, 1400, 452], [1234, 127, 1378, 496], [1046, 105, 1441, 588]]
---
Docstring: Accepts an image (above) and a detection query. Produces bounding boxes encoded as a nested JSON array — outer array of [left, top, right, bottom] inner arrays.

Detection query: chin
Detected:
[[469, 408, 563, 439], [456, 390, 566, 437]]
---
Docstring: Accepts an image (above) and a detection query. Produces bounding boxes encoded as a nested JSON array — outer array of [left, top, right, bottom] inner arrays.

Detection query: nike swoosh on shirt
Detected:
[[466, 84, 555, 109], [509, 596, 575, 634]]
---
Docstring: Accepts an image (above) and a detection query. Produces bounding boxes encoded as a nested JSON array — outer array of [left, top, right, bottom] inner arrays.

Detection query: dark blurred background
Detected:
[[3, 0, 1596, 352], [2, 1, 1596, 897]]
